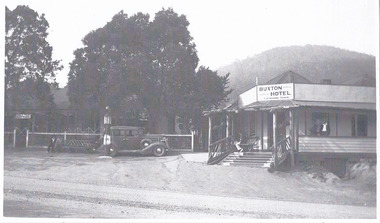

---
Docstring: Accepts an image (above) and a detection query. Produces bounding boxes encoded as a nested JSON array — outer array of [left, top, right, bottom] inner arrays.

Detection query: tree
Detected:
[[146, 8, 199, 132], [5, 5, 63, 130], [67, 11, 151, 130], [67, 8, 232, 134], [180, 66, 233, 133]]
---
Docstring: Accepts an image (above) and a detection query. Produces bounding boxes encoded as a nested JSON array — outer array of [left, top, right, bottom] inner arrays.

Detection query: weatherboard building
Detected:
[[205, 71, 376, 176]]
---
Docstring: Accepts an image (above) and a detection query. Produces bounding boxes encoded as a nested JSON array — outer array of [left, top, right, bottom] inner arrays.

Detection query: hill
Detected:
[[217, 45, 376, 99]]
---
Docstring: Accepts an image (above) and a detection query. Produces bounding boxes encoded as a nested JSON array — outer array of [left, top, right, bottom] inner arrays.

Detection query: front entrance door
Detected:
[[266, 111, 288, 151]]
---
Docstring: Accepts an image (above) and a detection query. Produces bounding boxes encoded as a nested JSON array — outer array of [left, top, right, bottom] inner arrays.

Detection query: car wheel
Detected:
[[152, 145, 166, 157], [106, 144, 118, 157], [140, 139, 152, 149], [87, 146, 97, 153]]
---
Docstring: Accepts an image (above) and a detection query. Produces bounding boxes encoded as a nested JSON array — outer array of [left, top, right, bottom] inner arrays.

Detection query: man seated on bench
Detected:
[[236, 131, 259, 152], [235, 131, 246, 152]]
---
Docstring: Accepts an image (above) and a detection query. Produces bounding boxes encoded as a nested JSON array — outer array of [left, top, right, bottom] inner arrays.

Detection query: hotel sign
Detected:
[[258, 83, 294, 101]]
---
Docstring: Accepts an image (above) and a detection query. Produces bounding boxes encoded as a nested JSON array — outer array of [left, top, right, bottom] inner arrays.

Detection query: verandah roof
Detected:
[[204, 99, 375, 115], [243, 100, 376, 111]]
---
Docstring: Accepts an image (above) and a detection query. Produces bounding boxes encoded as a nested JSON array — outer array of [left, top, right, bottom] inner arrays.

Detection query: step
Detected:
[[241, 152, 272, 155], [222, 162, 271, 167], [223, 160, 271, 165], [222, 162, 266, 167], [223, 160, 271, 164], [226, 156, 272, 160], [220, 151, 273, 168], [232, 152, 272, 155], [230, 154, 272, 158], [227, 156, 272, 159], [227, 163, 268, 168], [237, 156, 272, 159]]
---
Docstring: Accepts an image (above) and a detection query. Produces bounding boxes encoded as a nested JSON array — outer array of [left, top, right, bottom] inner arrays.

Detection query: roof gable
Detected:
[[265, 70, 313, 85]]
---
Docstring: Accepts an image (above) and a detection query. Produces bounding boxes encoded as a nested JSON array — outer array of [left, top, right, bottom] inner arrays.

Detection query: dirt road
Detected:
[[3, 149, 377, 219], [4, 176, 375, 218]]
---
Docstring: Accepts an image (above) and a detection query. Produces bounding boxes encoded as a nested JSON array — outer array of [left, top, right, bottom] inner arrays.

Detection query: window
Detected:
[[351, 114, 367, 136], [310, 112, 330, 136]]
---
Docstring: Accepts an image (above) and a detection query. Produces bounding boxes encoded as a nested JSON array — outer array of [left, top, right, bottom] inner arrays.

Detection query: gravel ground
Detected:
[[3, 148, 377, 219]]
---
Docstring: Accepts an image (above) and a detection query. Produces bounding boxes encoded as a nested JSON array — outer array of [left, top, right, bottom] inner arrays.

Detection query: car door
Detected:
[[125, 129, 141, 150], [119, 129, 130, 150], [111, 129, 122, 148]]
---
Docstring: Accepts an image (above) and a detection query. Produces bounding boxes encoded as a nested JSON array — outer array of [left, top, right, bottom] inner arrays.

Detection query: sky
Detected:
[[4, 0, 379, 88]]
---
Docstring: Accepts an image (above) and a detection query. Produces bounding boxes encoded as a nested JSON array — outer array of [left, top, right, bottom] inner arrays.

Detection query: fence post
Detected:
[[26, 130, 29, 148], [13, 129, 16, 148], [64, 131, 67, 144], [191, 131, 194, 152]]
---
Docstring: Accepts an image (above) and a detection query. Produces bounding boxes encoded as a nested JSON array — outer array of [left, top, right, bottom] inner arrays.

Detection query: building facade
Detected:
[[205, 71, 376, 172]]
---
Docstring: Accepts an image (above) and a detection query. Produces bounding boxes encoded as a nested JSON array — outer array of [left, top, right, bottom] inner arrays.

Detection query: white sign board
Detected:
[[104, 115, 111, 125], [103, 134, 111, 145], [258, 83, 294, 101], [15, 114, 31, 119]]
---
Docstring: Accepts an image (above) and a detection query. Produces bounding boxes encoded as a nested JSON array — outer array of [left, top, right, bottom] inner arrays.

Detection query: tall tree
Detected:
[[67, 11, 151, 130], [5, 5, 62, 129], [67, 8, 232, 134], [147, 8, 199, 132], [177, 66, 233, 133]]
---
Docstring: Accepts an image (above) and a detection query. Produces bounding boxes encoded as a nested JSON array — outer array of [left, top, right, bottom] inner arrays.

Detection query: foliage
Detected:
[[67, 8, 231, 132], [5, 5, 62, 125]]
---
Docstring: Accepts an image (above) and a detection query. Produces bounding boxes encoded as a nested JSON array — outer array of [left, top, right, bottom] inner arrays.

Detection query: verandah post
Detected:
[[13, 129, 16, 148], [231, 112, 234, 139], [208, 115, 212, 153], [191, 131, 194, 152], [226, 113, 229, 138], [273, 111, 277, 169], [289, 109, 295, 167], [26, 130, 29, 148], [295, 109, 300, 165]]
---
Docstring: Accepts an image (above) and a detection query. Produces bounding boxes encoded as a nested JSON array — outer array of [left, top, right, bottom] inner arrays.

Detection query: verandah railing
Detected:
[[269, 136, 291, 170], [207, 136, 237, 165], [276, 136, 291, 165]]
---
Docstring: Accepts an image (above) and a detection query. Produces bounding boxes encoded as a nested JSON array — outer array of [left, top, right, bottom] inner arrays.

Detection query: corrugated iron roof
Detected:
[[243, 100, 375, 111], [265, 70, 313, 85], [223, 99, 239, 110]]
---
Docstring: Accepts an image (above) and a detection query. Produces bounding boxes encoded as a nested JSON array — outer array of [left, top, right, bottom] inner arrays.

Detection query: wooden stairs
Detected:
[[221, 151, 273, 168]]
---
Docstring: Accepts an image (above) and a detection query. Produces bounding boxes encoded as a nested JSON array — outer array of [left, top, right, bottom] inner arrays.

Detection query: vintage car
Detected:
[[104, 126, 169, 157]]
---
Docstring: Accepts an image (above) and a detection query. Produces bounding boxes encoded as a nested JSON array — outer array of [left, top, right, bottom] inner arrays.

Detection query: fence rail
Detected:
[[164, 133, 194, 152], [27, 131, 102, 148], [4, 129, 194, 152]]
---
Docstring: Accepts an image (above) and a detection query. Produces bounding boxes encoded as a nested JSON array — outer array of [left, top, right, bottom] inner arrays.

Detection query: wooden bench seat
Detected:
[[239, 136, 260, 151]]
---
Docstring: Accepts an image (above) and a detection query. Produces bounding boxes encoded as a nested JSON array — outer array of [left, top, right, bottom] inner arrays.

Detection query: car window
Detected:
[[112, 129, 120, 136]]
